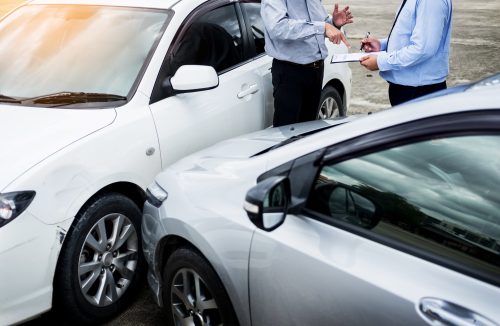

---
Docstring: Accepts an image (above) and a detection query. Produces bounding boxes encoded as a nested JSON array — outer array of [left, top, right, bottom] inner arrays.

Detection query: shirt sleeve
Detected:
[[380, 38, 388, 51], [377, 0, 450, 72], [261, 0, 325, 40]]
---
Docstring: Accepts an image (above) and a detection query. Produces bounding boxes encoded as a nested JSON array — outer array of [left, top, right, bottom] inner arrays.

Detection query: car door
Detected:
[[149, 1, 270, 168], [249, 113, 500, 325], [240, 1, 274, 125]]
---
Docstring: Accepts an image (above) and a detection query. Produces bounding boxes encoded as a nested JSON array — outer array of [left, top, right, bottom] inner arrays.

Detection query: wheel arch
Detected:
[[53, 181, 146, 284], [51, 183, 146, 322], [87, 182, 146, 211], [155, 234, 241, 324], [324, 78, 346, 109]]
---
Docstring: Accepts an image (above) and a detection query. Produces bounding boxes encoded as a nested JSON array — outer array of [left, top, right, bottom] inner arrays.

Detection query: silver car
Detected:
[[142, 75, 500, 326]]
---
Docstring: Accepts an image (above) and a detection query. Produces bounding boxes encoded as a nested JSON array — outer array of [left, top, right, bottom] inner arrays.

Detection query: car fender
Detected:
[[4, 101, 161, 225]]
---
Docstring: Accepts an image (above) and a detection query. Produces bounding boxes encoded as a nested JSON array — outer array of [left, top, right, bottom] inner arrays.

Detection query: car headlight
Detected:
[[146, 182, 168, 208], [0, 191, 36, 228]]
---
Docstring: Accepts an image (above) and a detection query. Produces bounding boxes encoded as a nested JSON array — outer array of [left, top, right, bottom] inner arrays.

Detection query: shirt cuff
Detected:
[[311, 21, 326, 35], [377, 51, 391, 71], [380, 38, 388, 51]]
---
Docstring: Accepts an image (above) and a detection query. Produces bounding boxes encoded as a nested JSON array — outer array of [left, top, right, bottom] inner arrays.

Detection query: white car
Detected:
[[0, 0, 350, 324], [143, 76, 500, 326]]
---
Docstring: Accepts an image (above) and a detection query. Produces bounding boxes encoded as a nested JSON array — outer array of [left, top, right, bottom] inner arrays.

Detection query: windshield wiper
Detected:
[[24, 92, 128, 105], [0, 94, 22, 103]]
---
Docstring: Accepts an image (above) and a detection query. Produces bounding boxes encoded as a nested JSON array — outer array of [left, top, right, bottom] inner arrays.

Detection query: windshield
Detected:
[[0, 5, 170, 105]]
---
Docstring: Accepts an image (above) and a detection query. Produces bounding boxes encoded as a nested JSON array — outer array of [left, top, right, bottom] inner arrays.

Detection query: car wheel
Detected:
[[318, 86, 345, 119], [163, 248, 239, 326], [54, 193, 144, 324]]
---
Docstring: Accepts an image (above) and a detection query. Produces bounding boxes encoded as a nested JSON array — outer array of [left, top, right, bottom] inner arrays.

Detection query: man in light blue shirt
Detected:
[[261, 2, 352, 127], [360, 0, 453, 106]]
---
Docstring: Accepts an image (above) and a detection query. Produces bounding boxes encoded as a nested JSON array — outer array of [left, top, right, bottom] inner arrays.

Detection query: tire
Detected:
[[162, 248, 239, 326], [54, 193, 144, 324], [318, 86, 345, 119]]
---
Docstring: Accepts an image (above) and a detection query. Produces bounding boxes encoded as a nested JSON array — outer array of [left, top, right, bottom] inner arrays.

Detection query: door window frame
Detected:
[[150, 0, 252, 104], [239, 0, 267, 59]]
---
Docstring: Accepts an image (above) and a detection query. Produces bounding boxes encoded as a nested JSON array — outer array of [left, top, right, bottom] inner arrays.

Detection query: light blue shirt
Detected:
[[261, 0, 333, 64], [377, 0, 453, 86]]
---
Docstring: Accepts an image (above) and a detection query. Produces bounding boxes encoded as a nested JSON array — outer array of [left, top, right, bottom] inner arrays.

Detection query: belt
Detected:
[[277, 59, 324, 69]]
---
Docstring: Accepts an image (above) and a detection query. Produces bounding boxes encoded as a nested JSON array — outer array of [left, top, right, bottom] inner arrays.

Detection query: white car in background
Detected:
[[0, 0, 351, 324], [143, 76, 500, 326]]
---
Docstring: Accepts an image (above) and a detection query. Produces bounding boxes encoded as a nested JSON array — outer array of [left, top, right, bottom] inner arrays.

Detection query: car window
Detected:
[[241, 2, 265, 56], [0, 5, 170, 101], [307, 135, 500, 282], [167, 4, 243, 76]]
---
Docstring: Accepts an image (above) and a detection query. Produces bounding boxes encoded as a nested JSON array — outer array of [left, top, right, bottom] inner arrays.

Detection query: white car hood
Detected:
[[0, 104, 116, 191]]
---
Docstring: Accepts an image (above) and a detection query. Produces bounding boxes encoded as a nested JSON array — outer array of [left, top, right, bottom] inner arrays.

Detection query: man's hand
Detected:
[[360, 55, 379, 71], [360, 37, 381, 52], [332, 4, 353, 27], [325, 23, 351, 47]]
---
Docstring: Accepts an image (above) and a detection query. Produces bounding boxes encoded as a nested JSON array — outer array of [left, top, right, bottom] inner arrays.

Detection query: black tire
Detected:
[[318, 86, 345, 119], [162, 248, 239, 326], [54, 193, 144, 324]]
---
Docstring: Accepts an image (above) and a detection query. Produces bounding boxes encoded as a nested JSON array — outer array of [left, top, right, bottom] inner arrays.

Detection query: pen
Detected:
[[360, 32, 370, 51]]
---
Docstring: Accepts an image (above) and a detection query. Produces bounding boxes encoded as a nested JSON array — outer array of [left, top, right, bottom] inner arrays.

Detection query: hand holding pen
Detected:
[[360, 32, 370, 51], [360, 32, 381, 53]]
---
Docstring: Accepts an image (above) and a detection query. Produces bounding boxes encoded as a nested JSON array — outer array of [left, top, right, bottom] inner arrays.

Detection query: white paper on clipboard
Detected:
[[330, 51, 386, 63]]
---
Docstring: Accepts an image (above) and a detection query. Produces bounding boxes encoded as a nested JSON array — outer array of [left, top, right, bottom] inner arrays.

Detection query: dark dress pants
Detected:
[[388, 81, 447, 106], [271, 59, 324, 127]]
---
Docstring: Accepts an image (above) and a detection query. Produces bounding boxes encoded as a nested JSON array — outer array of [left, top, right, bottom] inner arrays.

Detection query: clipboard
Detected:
[[330, 51, 385, 64]]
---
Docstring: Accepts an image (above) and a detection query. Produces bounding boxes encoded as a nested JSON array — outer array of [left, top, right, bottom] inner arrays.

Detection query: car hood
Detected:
[[200, 117, 355, 158], [0, 105, 116, 191], [169, 117, 356, 173]]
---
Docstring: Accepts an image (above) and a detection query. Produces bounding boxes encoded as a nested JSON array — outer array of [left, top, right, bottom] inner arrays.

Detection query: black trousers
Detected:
[[271, 59, 324, 127], [388, 81, 447, 106]]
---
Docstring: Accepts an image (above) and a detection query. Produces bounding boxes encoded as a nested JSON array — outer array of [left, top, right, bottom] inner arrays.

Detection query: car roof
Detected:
[[265, 75, 500, 162], [28, 0, 182, 10], [406, 73, 500, 104]]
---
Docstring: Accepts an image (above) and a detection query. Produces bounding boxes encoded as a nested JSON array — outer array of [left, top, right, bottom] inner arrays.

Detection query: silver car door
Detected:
[[249, 132, 500, 325]]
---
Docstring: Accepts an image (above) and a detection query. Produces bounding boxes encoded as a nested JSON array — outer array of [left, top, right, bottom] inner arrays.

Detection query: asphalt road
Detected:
[[3, 0, 499, 325]]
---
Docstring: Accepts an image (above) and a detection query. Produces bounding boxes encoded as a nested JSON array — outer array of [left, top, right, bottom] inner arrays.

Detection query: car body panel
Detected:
[[249, 214, 500, 325], [149, 58, 272, 169], [0, 212, 73, 325], [0, 105, 116, 191], [143, 158, 269, 326]]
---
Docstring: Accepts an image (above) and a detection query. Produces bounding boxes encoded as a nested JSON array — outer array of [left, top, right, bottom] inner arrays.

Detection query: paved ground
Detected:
[[3, 0, 499, 325]]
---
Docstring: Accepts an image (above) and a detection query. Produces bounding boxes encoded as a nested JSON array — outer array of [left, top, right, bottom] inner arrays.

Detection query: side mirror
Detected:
[[244, 176, 290, 231], [310, 183, 381, 229], [163, 65, 219, 95]]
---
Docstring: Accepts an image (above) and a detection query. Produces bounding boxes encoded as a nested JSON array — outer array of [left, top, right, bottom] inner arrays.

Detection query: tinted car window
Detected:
[[307, 135, 500, 281], [241, 2, 265, 55], [167, 5, 243, 75]]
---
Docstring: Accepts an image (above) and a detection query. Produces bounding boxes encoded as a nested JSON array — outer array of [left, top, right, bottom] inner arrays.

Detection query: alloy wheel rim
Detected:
[[319, 96, 339, 119], [78, 213, 138, 307], [170, 268, 221, 326]]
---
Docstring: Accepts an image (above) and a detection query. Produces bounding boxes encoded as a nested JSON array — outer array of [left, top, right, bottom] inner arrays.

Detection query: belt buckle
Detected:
[[312, 60, 321, 68]]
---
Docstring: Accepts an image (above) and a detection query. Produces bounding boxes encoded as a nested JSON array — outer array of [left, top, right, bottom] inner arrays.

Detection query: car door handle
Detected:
[[237, 84, 259, 99], [419, 298, 498, 326]]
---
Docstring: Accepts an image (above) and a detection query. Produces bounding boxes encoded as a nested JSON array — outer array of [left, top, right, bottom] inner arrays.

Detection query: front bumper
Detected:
[[0, 211, 62, 325]]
